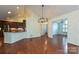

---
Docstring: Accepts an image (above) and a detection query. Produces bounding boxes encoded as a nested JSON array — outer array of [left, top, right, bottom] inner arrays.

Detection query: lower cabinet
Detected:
[[0, 38, 4, 47]]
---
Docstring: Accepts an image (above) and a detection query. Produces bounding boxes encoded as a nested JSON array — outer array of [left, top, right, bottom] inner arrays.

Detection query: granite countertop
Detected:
[[4, 30, 25, 32]]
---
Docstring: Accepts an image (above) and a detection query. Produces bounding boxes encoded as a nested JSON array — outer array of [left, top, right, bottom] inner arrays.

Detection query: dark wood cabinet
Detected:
[[0, 20, 26, 32]]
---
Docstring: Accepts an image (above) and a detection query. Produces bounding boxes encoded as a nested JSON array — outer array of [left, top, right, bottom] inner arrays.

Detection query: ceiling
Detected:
[[0, 5, 79, 20]]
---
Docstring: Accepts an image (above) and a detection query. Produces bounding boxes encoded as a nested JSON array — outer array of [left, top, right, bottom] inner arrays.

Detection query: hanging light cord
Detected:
[[42, 5, 44, 18]]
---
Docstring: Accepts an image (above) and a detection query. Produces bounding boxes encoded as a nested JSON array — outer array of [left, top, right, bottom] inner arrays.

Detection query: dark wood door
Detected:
[[0, 23, 4, 48], [0, 31, 4, 48], [0, 31, 4, 37]]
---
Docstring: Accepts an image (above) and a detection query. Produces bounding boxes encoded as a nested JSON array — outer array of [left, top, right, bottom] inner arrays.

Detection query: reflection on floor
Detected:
[[0, 34, 78, 54]]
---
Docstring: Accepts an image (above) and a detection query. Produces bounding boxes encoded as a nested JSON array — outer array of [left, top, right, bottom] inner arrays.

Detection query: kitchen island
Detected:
[[4, 32, 27, 44]]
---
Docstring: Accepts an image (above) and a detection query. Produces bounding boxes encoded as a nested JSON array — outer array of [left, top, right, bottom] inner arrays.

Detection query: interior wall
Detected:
[[25, 13, 47, 38], [68, 10, 79, 45]]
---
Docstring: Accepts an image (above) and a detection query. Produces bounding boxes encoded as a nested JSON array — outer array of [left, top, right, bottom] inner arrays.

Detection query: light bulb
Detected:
[[16, 6, 19, 9], [8, 11, 11, 14]]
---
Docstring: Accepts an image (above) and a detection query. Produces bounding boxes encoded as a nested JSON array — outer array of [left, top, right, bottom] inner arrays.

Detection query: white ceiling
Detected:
[[0, 5, 79, 20]]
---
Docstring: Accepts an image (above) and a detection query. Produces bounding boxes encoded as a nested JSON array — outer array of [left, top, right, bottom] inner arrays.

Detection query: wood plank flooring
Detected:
[[0, 34, 79, 54]]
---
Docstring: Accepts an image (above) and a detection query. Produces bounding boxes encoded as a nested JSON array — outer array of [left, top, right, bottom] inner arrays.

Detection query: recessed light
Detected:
[[8, 11, 11, 14], [16, 6, 19, 9]]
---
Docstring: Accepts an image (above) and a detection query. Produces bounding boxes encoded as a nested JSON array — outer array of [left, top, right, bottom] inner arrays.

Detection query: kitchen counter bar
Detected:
[[4, 32, 27, 44]]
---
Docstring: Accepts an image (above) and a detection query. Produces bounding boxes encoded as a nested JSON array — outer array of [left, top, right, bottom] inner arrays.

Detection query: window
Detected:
[[62, 20, 68, 32]]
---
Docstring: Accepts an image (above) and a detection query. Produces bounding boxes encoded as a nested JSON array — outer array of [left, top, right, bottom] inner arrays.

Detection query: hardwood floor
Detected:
[[0, 34, 79, 54]]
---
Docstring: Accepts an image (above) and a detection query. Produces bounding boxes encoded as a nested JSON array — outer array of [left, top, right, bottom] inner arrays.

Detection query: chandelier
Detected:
[[16, 6, 26, 19], [38, 5, 48, 24]]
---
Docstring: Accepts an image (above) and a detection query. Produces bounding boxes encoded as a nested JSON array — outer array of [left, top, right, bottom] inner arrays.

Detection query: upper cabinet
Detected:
[[0, 20, 26, 32]]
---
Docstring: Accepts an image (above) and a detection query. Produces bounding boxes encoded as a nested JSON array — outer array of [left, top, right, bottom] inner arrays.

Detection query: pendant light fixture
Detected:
[[38, 5, 48, 24]]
